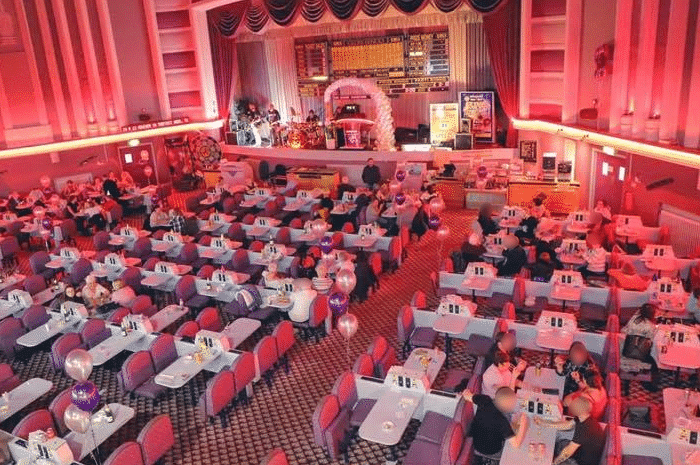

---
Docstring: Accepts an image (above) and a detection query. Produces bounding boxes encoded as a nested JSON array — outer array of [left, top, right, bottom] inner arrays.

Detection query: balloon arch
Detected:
[[323, 78, 396, 151]]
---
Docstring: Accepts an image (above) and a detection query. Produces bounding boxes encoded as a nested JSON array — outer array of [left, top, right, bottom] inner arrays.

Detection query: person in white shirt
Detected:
[[688, 288, 700, 322], [580, 234, 607, 277], [287, 281, 318, 323], [110, 279, 136, 308], [594, 199, 612, 221], [262, 262, 283, 289], [312, 264, 333, 294], [481, 351, 525, 398], [81, 275, 110, 310]]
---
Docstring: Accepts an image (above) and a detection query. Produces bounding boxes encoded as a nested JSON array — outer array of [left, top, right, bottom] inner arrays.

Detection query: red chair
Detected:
[[80, 319, 111, 349], [174, 321, 200, 339], [108, 307, 131, 325], [196, 307, 223, 332], [410, 290, 427, 309], [311, 394, 350, 461], [50, 332, 83, 370], [250, 240, 264, 252], [21, 305, 51, 331], [137, 414, 174, 465], [0, 363, 21, 394], [117, 351, 166, 399], [199, 371, 235, 426], [49, 388, 73, 435], [259, 449, 289, 465], [104, 442, 145, 465], [331, 371, 377, 428], [353, 353, 374, 377], [131, 295, 158, 318], [230, 351, 256, 405], [341, 222, 355, 233], [148, 333, 178, 372], [12, 409, 55, 439], [273, 320, 295, 373], [254, 336, 278, 387]]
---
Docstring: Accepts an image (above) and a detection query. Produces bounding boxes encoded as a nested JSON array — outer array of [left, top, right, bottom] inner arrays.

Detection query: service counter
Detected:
[[507, 177, 581, 215]]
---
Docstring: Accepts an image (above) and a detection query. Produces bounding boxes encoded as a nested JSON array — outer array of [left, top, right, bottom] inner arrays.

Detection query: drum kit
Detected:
[[233, 116, 325, 148]]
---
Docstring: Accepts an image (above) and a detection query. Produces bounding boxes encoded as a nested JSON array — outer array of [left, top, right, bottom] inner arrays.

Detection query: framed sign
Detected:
[[429, 103, 460, 146], [459, 91, 494, 142], [118, 143, 157, 188], [519, 140, 537, 162]]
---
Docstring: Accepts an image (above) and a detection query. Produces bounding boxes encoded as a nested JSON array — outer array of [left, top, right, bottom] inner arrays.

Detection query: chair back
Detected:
[[262, 201, 277, 217], [439, 422, 464, 465], [49, 388, 73, 435], [311, 394, 340, 448], [197, 264, 215, 279], [366, 335, 389, 363], [309, 295, 328, 328], [341, 222, 355, 233], [289, 218, 303, 229], [331, 371, 358, 410], [353, 353, 374, 376], [501, 302, 516, 320], [132, 295, 156, 317], [118, 351, 155, 393], [12, 409, 55, 439], [174, 321, 200, 338], [175, 275, 197, 301], [331, 232, 344, 250], [222, 197, 237, 215], [376, 346, 398, 378], [242, 213, 255, 225], [226, 223, 245, 241], [93, 231, 111, 251], [148, 333, 178, 372], [143, 257, 159, 271], [231, 249, 250, 271], [369, 252, 382, 277], [50, 332, 83, 369], [104, 442, 145, 465], [273, 320, 295, 357], [21, 304, 50, 330], [81, 319, 111, 348], [512, 277, 526, 308], [254, 335, 278, 374], [69, 258, 93, 286], [152, 229, 166, 240], [410, 290, 427, 309], [196, 307, 223, 332], [259, 449, 289, 465], [275, 227, 291, 245], [109, 307, 131, 325], [0, 236, 19, 259], [250, 240, 264, 252], [29, 251, 51, 274], [397, 305, 415, 344], [120, 267, 143, 293], [230, 351, 256, 395], [202, 371, 235, 417], [178, 243, 199, 265]]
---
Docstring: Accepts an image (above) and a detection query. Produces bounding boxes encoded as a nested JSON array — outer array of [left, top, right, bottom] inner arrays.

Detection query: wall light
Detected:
[[602, 146, 615, 156], [127, 139, 141, 147]]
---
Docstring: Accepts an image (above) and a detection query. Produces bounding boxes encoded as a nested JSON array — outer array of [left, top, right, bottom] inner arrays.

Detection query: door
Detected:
[[593, 150, 629, 214]]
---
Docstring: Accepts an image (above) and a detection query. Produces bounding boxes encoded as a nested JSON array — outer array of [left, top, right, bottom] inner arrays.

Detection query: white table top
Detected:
[[222, 318, 261, 348], [403, 348, 445, 387], [0, 301, 21, 320], [45, 258, 69, 269], [663, 388, 700, 434], [265, 294, 293, 309], [150, 305, 189, 332], [644, 257, 680, 272], [32, 285, 64, 306], [359, 389, 422, 446], [0, 274, 25, 292], [199, 248, 226, 259], [141, 274, 172, 288], [460, 276, 494, 292], [247, 226, 271, 237], [0, 378, 53, 423], [65, 403, 135, 460], [155, 351, 223, 389], [353, 237, 378, 249], [655, 326, 700, 369], [536, 328, 575, 353], [17, 314, 80, 347], [522, 367, 566, 399], [433, 314, 470, 335], [549, 285, 582, 302], [89, 329, 146, 366], [152, 242, 176, 253], [500, 416, 556, 465]]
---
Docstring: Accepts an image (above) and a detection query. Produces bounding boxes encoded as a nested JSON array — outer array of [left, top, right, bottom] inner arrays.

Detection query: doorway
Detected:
[[592, 149, 630, 214]]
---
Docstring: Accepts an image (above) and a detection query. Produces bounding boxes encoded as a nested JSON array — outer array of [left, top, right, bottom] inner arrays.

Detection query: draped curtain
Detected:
[[208, 21, 237, 120], [482, 0, 520, 146]]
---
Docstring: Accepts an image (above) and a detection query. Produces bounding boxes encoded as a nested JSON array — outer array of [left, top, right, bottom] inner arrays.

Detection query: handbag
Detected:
[[622, 334, 653, 361]]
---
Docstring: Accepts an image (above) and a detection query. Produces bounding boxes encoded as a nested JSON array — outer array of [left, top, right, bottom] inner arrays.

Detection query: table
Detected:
[[482, 252, 505, 265], [566, 225, 589, 236], [433, 314, 469, 368], [0, 300, 21, 320], [655, 326, 700, 386], [549, 285, 582, 310], [0, 378, 53, 423], [247, 226, 271, 238], [353, 236, 378, 250], [522, 367, 566, 399], [359, 390, 422, 447], [152, 242, 176, 253], [559, 254, 586, 270], [45, 258, 70, 269], [460, 276, 493, 301], [644, 258, 680, 278], [536, 329, 575, 367], [265, 294, 293, 309], [141, 274, 173, 289], [64, 403, 135, 460], [150, 305, 189, 332], [17, 314, 81, 347], [221, 318, 261, 348], [89, 329, 146, 366], [500, 416, 556, 465], [199, 248, 226, 260], [403, 348, 445, 387], [155, 351, 223, 389], [663, 388, 700, 434], [0, 274, 25, 293]]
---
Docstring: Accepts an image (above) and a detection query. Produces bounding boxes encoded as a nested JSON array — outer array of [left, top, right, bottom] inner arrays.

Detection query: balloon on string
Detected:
[[335, 269, 357, 294], [64, 404, 91, 434], [42, 218, 52, 230], [328, 292, 349, 316], [143, 165, 154, 179], [394, 192, 406, 206], [429, 215, 441, 230], [64, 349, 93, 382], [311, 219, 327, 236], [320, 236, 334, 255], [429, 197, 446, 214], [71, 381, 101, 412], [395, 170, 406, 182], [389, 181, 401, 195], [337, 313, 358, 340], [436, 225, 450, 242]]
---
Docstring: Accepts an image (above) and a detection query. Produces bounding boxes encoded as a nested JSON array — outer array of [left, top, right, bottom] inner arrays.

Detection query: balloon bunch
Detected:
[[320, 236, 334, 255], [428, 196, 450, 263], [328, 268, 357, 317], [63, 349, 100, 436]]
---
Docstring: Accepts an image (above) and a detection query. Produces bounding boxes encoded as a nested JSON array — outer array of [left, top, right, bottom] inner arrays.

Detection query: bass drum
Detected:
[[286, 129, 307, 149]]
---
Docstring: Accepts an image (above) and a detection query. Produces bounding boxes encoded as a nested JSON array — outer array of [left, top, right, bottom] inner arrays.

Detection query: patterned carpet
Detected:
[[0, 193, 678, 464]]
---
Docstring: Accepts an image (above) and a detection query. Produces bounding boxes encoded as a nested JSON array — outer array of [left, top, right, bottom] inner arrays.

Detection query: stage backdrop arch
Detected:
[[324, 78, 396, 151]]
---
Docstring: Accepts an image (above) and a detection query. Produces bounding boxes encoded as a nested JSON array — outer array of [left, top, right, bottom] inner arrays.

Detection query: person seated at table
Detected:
[[147, 202, 170, 231], [262, 262, 284, 289], [6, 191, 20, 212], [608, 262, 649, 291], [534, 397, 606, 465], [484, 331, 520, 368], [579, 234, 607, 279], [621, 303, 659, 391], [103, 171, 121, 199], [462, 386, 529, 460], [361, 158, 381, 190], [317, 196, 333, 222], [555, 341, 598, 397], [81, 275, 110, 310], [83, 200, 106, 233], [478, 203, 500, 236], [91, 176, 104, 195], [296, 249, 318, 280], [528, 250, 562, 282], [594, 199, 612, 221], [536, 216, 563, 243], [337, 176, 356, 201], [50, 285, 82, 309], [410, 202, 430, 241], [482, 350, 526, 398], [306, 109, 319, 124], [365, 198, 383, 225], [530, 194, 550, 219], [110, 279, 136, 308], [169, 208, 186, 234], [419, 183, 437, 204], [688, 288, 700, 323], [460, 233, 487, 267], [312, 264, 333, 294], [287, 280, 318, 323], [352, 251, 376, 303], [562, 368, 607, 421], [119, 171, 135, 190], [497, 235, 527, 277], [61, 179, 77, 198], [587, 212, 615, 251]]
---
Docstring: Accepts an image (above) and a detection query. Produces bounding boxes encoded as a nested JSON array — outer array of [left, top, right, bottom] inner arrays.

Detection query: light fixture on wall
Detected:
[[127, 139, 141, 147]]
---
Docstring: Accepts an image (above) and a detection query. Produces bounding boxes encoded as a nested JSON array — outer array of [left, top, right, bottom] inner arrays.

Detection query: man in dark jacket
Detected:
[[497, 234, 527, 277], [361, 158, 381, 190]]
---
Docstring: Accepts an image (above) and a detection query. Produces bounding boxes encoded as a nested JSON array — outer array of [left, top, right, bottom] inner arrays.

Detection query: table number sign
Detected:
[[61, 247, 80, 260], [465, 262, 496, 279], [211, 237, 227, 249], [569, 211, 589, 224], [501, 206, 525, 220], [163, 232, 182, 243], [27, 431, 74, 465], [386, 366, 430, 393], [559, 239, 587, 255], [155, 261, 178, 275], [518, 392, 562, 421], [437, 294, 473, 317], [255, 188, 271, 198], [8, 289, 32, 309], [60, 301, 88, 320], [210, 212, 222, 223], [121, 226, 135, 237], [644, 244, 675, 259], [551, 270, 584, 287], [195, 330, 231, 355], [342, 192, 357, 203], [104, 253, 124, 268], [297, 190, 309, 199], [122, 313, 154, 334], [359, 224, 377, 237], [256, 217, 269, 227]]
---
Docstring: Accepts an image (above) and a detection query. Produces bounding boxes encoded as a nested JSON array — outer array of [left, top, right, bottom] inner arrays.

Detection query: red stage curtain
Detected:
[[301, 0, 327, 22], [361, 0, 390, 16], [208, 21, 237, 119], [482, 0, 519, 146]]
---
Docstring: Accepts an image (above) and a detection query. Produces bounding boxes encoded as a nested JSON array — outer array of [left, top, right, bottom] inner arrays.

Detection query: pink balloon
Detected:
[[335, 269, 357, 294], [430, 197, 446, 214], [337, 313, 358, 340], [389, 181, 401, 195], [436, 225, 450, 242]]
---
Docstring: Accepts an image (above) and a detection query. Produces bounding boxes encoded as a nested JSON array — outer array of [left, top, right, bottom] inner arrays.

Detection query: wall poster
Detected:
[[459, 91, 494, 143], [519, 140, 537, 163], [429, 103, 459, 146]]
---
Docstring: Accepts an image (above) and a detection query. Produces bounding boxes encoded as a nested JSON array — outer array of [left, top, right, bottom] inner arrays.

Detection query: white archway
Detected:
[[324, 78, 396, 151]]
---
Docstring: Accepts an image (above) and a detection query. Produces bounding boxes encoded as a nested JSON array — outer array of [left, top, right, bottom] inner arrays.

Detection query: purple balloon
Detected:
[[394, 192, 406, 206], [395, 170, 406, 182], [429, 215, 441, 230], [42, 218, 52, 230], [151, 195, 159, 205], [71, 381, 101, 412], [320, 236, 333, 255], [328, 292, 349, 316]]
